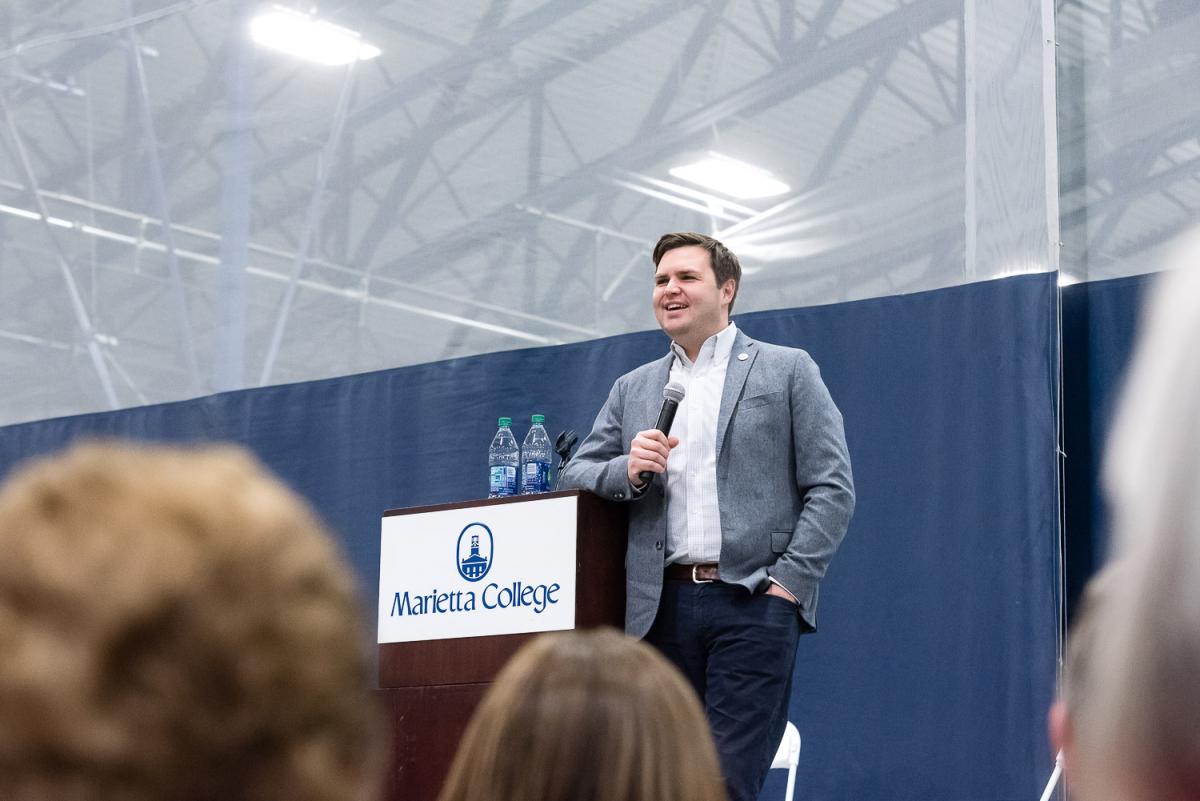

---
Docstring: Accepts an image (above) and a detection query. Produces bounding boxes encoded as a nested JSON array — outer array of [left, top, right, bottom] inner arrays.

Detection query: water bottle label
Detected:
[[490, 465, 517, 496], [522, 461, 550, 493]]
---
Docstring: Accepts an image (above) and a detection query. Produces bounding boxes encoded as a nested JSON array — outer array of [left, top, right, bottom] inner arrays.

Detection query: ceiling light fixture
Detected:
[[668, 153, 790, 200], [250, 6, 381, 66]]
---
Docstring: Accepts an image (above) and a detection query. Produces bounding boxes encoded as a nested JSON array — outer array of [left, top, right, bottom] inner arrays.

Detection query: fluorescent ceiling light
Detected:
[[668, 153, 790, 200], [250, 6, 381, 66], [0, 203, 73, 228], [0, 203, 45, 223]]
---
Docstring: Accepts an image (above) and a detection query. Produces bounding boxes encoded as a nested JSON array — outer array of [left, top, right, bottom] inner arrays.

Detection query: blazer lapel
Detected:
[[715, 331, 757, 463], [639, 352, 676, 430]]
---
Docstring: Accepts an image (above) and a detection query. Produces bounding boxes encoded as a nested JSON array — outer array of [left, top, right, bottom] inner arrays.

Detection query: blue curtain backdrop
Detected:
[[0, 274, 1059, 801], [1060, 273, 1151, 621]]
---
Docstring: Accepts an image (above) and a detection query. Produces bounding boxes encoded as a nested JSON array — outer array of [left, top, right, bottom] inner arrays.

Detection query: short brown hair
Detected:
[[438, 628, 727, 801], [653, 231, 742, 313], [0, 442, 378, 801]]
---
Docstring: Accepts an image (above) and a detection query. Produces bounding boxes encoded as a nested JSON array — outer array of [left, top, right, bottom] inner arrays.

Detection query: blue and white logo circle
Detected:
[[456, 522, 493, 582]]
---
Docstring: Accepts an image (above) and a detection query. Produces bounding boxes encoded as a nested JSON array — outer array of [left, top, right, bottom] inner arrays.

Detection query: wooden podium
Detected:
[[375, 490, 627, 801]]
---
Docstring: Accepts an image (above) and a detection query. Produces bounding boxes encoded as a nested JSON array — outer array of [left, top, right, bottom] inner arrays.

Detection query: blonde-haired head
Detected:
[[0, 441, 378, 801]]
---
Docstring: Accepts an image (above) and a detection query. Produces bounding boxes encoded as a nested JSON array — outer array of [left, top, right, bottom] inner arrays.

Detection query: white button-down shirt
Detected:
[[664, 323, 737, 565]]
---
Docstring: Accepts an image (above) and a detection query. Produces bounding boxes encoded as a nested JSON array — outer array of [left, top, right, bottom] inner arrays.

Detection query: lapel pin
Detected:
[[737, 352, 748, 361]]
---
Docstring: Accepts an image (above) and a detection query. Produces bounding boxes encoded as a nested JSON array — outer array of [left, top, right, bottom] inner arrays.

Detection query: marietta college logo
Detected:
[[456, 522, 493, 582], [383, 513, 565, 625]]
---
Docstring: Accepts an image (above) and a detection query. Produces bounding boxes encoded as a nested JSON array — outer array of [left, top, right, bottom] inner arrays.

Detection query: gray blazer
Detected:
[[559, 330, 855, 638]]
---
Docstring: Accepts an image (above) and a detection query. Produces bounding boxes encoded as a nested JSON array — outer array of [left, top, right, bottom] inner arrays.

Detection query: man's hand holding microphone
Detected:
[[628, 430, 680, 489], [628, 381, 685, 490]]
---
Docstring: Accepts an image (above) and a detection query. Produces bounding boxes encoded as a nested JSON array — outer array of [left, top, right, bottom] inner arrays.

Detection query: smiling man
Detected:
[[559, 232, 855, 801]]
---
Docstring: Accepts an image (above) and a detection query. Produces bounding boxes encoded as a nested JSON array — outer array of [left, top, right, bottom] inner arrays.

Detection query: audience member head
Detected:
[[1078, 248, 1200, 801], [1049, 564, 1120, 780], [0, 442, 378, 801], [437, 627, 727, 801]]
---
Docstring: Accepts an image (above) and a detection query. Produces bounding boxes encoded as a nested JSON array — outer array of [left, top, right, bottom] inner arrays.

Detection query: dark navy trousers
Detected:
[[645, 579, 802, 801]]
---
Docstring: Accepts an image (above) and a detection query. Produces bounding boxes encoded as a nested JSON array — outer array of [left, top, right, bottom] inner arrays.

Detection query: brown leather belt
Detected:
[[664, 562, 720, 583]]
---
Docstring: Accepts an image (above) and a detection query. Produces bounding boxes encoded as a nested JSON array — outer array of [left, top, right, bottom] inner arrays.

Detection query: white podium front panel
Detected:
[[377, 495, 577, 644]]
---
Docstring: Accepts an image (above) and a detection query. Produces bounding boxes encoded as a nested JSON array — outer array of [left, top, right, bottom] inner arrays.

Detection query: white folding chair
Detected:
[[769, 720, 802, 801]]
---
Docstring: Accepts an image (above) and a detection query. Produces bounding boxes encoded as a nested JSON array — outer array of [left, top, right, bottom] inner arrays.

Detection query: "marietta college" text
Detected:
[[390, 580, 562, 616]]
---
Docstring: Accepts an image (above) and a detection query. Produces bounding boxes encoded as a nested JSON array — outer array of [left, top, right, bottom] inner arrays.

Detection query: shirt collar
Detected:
[[670, 322, 738, 369]]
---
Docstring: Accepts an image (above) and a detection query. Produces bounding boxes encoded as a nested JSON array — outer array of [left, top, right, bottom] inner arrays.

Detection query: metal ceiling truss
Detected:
[[1, 91, 119, 407], [2, 0, 964, 383], [378, 0, 957, 283], [3, 0, 1196, 424]]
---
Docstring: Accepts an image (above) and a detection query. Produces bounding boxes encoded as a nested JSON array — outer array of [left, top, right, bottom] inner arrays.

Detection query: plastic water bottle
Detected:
[[488, 417, 519, 498], [520, 414, 553, 494]]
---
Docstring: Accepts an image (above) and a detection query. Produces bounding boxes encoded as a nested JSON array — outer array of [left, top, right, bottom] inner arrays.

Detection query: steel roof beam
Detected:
[[0, 178, 596, 337], [346, 0, 515, 271], [168, 0, 602, 222], [126, 15, 203, 394], [378, 0, 957, 280], [171, 1, 696, 224], [805, 49, 899, 190], [39, 38, 230, 192], [1, 91, 119, 408], [537, 0, 729, 311], [259, 58, 359, 387]]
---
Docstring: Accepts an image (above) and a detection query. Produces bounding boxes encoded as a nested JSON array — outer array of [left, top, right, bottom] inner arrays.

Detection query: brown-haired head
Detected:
[[653, 232, 742, 313], [0, 441, 379, 801], [438, 628, 727, 801]]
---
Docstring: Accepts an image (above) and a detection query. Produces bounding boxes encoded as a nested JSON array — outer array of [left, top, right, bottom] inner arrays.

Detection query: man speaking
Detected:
[[559, 232, 855, 801]]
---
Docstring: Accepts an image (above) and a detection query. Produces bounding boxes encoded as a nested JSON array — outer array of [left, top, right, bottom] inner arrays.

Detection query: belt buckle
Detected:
[[692, 564, 715, 584]]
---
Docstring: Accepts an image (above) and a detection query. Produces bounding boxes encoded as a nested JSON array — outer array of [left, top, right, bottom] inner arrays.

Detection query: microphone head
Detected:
[[663, 381, 686, 404], [554, 429, 578, 457]]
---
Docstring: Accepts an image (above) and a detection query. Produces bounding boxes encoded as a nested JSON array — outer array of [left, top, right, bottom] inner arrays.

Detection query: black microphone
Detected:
[[638, 381, 686, 485], [553, 430, 579, 490]]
